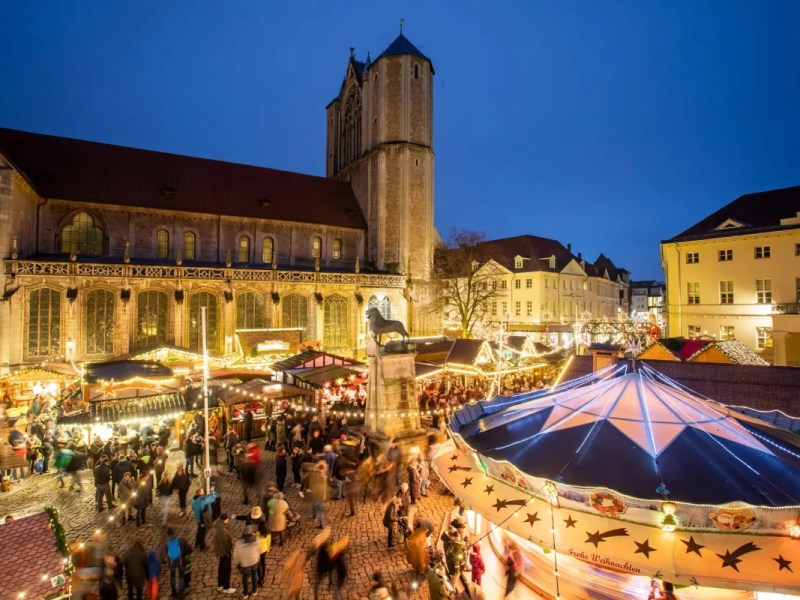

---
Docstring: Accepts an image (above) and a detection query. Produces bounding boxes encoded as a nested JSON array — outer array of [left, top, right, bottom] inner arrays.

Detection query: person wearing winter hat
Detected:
[[469, 543, 485, 585]]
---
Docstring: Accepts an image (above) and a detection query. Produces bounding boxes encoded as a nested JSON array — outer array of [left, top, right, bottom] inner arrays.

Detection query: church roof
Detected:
[[376, 33, 434, 72], [664, 184, 800, 242], [0, 127, 367, 229]]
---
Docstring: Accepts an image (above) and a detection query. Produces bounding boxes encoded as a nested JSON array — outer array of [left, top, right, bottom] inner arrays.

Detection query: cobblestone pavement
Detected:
[[2, 441, 456, 599]]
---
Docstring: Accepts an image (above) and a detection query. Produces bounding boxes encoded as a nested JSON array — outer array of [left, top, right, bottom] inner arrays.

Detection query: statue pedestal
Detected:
[[364, 341, 427, 457]]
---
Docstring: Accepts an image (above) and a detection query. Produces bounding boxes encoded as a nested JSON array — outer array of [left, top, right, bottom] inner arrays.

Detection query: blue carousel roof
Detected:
[[452, 364, 800, 506]]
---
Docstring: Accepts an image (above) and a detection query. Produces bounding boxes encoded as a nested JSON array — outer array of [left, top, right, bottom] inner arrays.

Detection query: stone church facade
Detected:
[[0, 33, 438, 369]]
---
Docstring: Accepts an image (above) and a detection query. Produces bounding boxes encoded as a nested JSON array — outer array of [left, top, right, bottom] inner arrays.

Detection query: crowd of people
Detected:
[[417, 372, 551, 415]]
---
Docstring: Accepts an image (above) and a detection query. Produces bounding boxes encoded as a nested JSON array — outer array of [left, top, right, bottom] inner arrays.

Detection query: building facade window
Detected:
[[756, 327, 773, 350], [323, 294, 350, 348], [545, 279, 549, 289], [719, 325, 735, 341], [282, 293, 308, 336], [514, 301, 521, 317], [514, 279, 521, 289], [719, 281, 734, 304], [184, 232, 196, 260], [156, 230, 169, 259], [526, 301, 533, 316], [526, 278, 532, 288], [796, 243, 800, 257], [500, 280, 507, 290], [686, 252, 699, 264], [490, 300, 497, 316], [796, 277, 800, 304], [236, 291, 266, 329], [61, 211, 104, 255], [755, 245, 771, 259], [687, 325, 701, 339], [718, 249, 733, 262], [367, 295, 391, 319], [312, 237, 322, 259], [501, 301, 508, 317], [756, 279, 772, 304], [262, 237, 274, 264], [237, 236, 250, 263], [27, 288, 61, 357], [135, 290, 168, 350], [85, 289, 114, 355], [687, 282, 700, 304], [188, 292, 218, 351], [332, 239, 342, 260]]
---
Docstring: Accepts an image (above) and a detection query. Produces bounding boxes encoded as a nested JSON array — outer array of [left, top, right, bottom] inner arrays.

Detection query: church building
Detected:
[[0, 32, 438, 369]]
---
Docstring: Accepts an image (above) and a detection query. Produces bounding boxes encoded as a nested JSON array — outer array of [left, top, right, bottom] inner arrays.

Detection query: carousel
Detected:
[[435, 362, 800, 599]]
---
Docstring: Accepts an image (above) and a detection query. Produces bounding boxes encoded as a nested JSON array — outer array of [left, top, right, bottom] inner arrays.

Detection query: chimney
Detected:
[[567, 243, 572, 253], [578, 252, 582, 260]]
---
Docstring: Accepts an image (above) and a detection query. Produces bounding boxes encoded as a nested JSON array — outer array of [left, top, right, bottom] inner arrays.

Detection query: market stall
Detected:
[[436, 362, 800, 598], [0, 363, 78, 427]]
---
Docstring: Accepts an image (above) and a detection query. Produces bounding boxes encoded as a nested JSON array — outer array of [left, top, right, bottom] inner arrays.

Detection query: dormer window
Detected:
[[514, 256, 524, 269], [549, 256, 556, 269]]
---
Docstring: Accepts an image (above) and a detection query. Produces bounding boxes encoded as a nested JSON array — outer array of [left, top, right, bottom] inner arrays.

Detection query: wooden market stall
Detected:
[[0, 363, 78, 427]]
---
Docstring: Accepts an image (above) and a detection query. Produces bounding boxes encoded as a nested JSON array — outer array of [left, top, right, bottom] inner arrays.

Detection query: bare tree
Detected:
[[434, 229, 505, 338]]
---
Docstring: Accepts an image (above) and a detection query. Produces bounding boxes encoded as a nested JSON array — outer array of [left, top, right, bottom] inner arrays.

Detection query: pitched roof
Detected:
[[376, 33, 434, 73], [593, 253, 628, 282], [0, 127, 367, 229], [474, 234, 577, 273], [666, 185, 800, 242]]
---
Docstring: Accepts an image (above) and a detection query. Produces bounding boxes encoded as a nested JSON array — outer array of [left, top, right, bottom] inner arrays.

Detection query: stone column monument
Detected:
[[364, 321, 427, 457]]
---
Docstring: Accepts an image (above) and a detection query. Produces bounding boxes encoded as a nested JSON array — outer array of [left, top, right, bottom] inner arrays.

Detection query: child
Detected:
[[470, 543, 485, 585]]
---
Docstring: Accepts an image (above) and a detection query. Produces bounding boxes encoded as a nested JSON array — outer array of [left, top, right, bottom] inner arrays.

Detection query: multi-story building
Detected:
[[661, 185, 800, 365], [446, 235, 629, 341], [629, 280, 665, 321], [0, 32, 439, 369]]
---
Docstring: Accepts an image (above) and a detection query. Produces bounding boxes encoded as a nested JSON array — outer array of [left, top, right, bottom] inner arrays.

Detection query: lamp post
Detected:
[[201, 307, 211, 494]]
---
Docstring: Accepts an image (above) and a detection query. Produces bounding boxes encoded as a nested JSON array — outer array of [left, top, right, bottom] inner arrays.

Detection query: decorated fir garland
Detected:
[[44, 505, 73, 574]]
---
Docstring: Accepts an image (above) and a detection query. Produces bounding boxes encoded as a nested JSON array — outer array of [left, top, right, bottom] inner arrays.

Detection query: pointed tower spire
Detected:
[[400, 17, 404, 33]]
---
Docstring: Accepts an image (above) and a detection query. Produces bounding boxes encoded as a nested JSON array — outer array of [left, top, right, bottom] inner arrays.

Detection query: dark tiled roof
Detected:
[[377, 33, 434, 72], [666, 185, 800, 242], [593, 253, 629, 282], [475, 234, 577, 273], [445, 339, 485, 366], [0, 512, 68, 599], [83, 359, 174, 383], [0, 127, 367, 229]]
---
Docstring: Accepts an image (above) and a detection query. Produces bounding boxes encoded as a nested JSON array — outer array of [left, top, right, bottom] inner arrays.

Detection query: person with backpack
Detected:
[[191, 487, 219, 550], [164, 528, 192, 599]]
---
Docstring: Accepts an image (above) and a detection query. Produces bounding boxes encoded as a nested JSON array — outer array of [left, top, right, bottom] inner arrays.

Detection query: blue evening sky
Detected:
[[2, 1, 798, 280]]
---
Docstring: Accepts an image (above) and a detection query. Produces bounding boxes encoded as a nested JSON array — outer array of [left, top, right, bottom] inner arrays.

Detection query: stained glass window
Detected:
[[324, 294, 350, 349], [367, 295, 391, 319], [86, 289, 115, 355], [28, 288, 61, 357], [188, 292, 218, 351], [135, 290, 168, 350], [236, 292, 267, 329], [282, 293, 308, 335], [61, 211, 103, 255]]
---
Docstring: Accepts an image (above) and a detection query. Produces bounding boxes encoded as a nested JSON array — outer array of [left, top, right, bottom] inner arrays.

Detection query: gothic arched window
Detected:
[[340, 87, 361, 167], [312, 237, 322, 259], [282, 293, 308, 334], [236, 291, 267, 330], [28, 287, 61, 357], [61, 211, 104, 255], [156, 230, 169, 259], [184, 232, 196, 260], [324, 294, 350, 349], [135, 290, 168, 350], [86, 289, 115, 355], [188, 292, 218, 351], [238, 235, 250, 263], [332, 239, 342, 260], [262, 237, 275, 264], [367, 295, 391, 320]]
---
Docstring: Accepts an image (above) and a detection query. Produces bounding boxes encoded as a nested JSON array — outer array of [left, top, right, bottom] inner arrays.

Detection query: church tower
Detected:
[[326, 31, 435, 285]]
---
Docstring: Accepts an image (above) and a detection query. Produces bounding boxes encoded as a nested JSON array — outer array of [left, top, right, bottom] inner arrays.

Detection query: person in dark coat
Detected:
[[243, 409, 254, 443], [275, 446, 288, 492], [171, 466, 191, 517], [94, 456, 115, 512], [211, 514, 235, 593], [383, 497, 400, 549], [113, 455, 137, 499], [125, 539, 148, 600], [290, 446, 304, 488]]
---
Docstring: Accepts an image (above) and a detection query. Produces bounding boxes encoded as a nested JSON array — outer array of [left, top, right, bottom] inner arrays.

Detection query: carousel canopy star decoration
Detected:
[[563, 515, 577, 528], [717, 542, 760, 572], [461, 477, 473, 489], [774, 555, 793, 572], [634, 539, 657, 559], [525, 512, 541, 526], [448, 465, 471, 473], [483, 484, 495, 495], [492, 498, 528, 512], [585, 528, 629, 548], [681, 536, 705, 557], [451, 454, 460, 461]]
